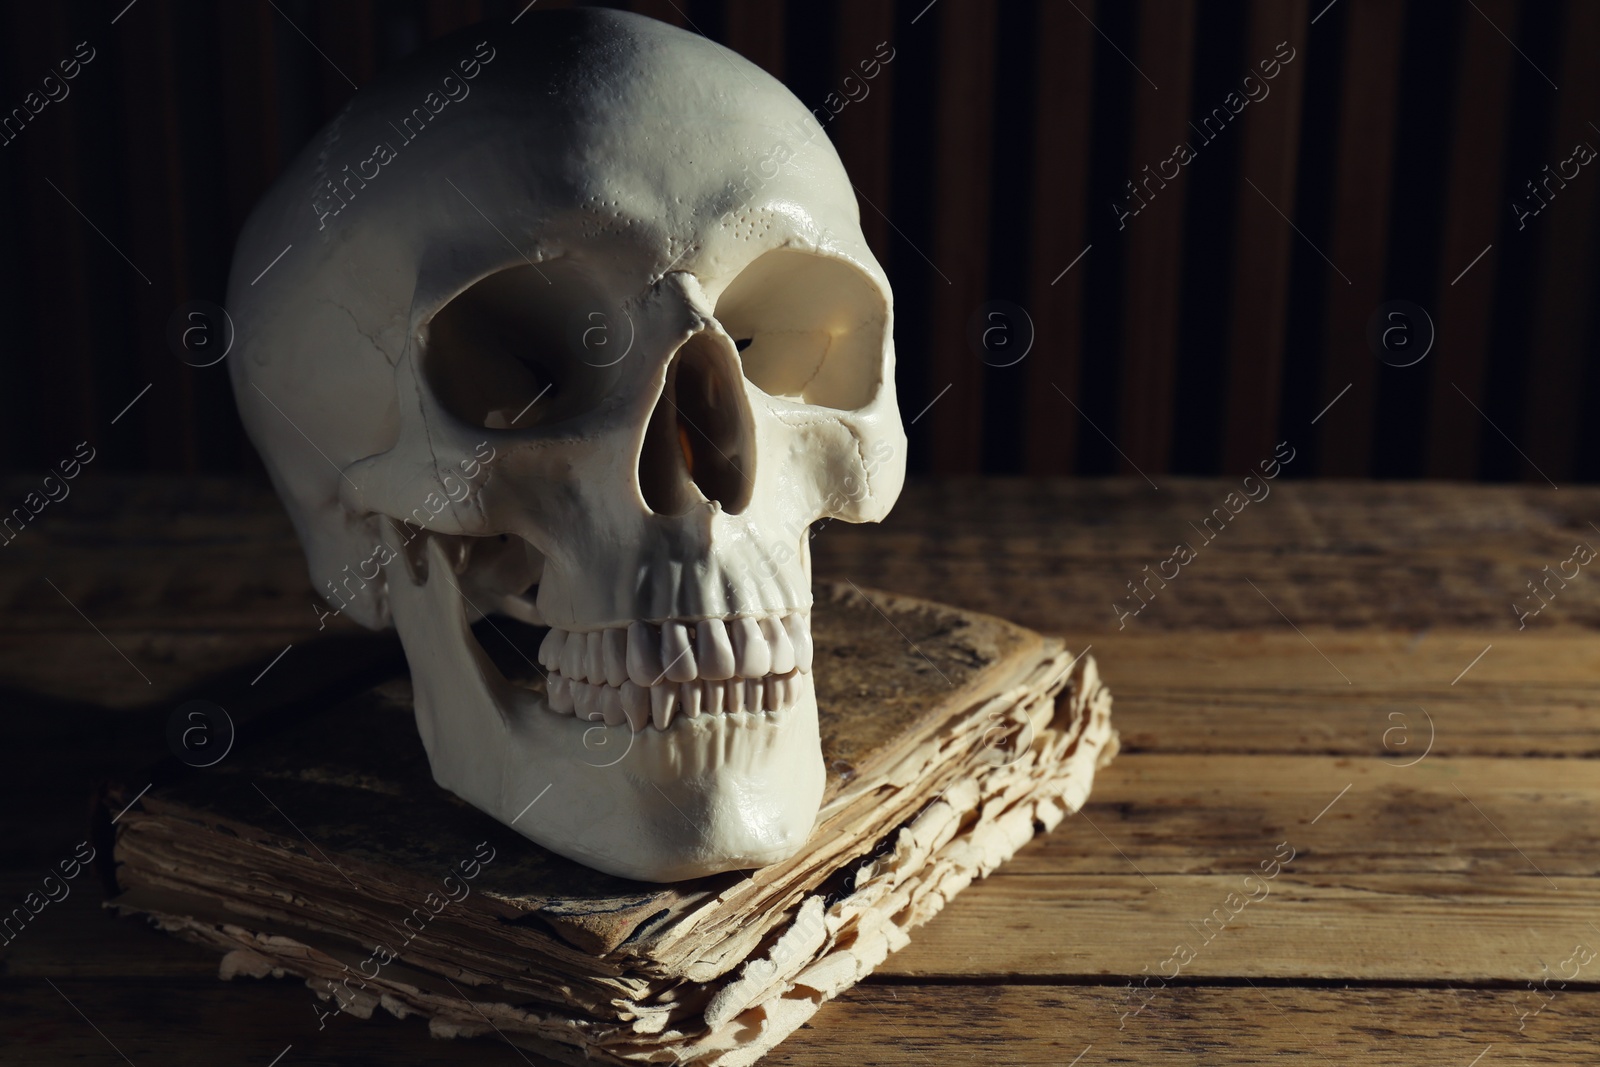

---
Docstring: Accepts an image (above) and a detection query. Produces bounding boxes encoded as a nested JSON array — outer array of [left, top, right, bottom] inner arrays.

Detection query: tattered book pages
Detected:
[[102, 583, 1116, 1065]]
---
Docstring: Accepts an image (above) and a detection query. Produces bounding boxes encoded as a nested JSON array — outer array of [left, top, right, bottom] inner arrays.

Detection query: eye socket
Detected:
[[423, 261, 626, 430], [714, 250, 887, 410]]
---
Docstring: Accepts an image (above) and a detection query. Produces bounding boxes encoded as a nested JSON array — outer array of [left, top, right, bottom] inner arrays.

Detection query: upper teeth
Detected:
[[536, 613, 813, 732]]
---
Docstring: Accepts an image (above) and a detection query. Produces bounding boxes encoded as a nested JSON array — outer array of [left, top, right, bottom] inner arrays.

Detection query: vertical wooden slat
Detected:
[[724, 0, 785, 80], [628, 0, 689, 29], [1520, 0, 1600, 484], [926, 0, 998, 475], [425, 0, 484, 40], [1117, 0, 1196, 475], [119, 0, 194, 468], [1222, 0, 1308, 472], [218, 1, 281, 242], [830, 0, 896, 263], [1314, 0, 1404, 476], [1424, 0, 1518, 479], [317, 0, 376, 109], [7, 3, 96, 460], [1022, 0, 1096, 475]]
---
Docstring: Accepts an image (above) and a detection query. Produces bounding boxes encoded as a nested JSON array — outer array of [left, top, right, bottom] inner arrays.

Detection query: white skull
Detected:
[[226, 10, 906, 881]]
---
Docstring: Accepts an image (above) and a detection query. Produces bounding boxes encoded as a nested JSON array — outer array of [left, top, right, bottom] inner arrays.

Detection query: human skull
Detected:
[[227, 10, 906, 881]]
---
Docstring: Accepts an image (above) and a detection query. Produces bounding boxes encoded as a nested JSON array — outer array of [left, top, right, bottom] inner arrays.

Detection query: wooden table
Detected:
[[2, 476, 1597, 1065]]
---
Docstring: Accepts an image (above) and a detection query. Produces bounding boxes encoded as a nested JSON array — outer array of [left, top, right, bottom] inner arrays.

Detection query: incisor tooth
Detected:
[[585, 632, 605, 686], [574, 680, 602, 721], [661, 621, 697, 682], [704, 678, 725, 716], [695, 619, 736, 680], [763, 675, 781, 710], [538, 628, 566, 670], [762, 616, 794, 674], [600, 685, 626, 727], [745, 677, 764, 713], [679, 681, 702, 718], [627, 622, 662, 687], [784, 614, 813, 673], [724, 677, 743, 713], [560, 631, 586, 681], [602, 628, 628, 688], [651, 683, 678, 730], [730, 617, 770, 678], [620, 681, 650, 732], [548, 675, 574, 714]]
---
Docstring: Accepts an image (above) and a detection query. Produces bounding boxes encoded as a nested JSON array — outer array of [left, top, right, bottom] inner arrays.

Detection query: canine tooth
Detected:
[[730, 617, 771, 678], [548, 675, 574, 714], [724, 677, 744, 713], [704, 678, 725, 716], [585, 632, 605, 686], [784, 613, 813, 673], [745, 677, 764, 713], [627, 622, 662, 686], [661, 621, 697, 682], [651, 683, 678, 730], [538, 628, 566, 670], [679, 681, 702, 718], [560, 632, 587, 681], [695, 619, 736, 680], [602, 628, 628, 688], [762, 615, 794, 675], [620, 681, 651, 732], [600, 685, 626, 727], [575, 679, 602, 721]]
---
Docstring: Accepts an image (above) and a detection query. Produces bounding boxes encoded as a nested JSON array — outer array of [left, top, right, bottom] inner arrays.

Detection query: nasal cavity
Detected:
[[638, 332, 754, 516]]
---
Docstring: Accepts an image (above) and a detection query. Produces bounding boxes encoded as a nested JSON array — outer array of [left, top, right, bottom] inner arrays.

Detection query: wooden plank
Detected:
[[1116, 0, 1196, 476], [829, 0, 896, 262], [627, 0, 688, 28], [1314, 0, 1404, 476], [425, 0, 485, 40], [1519, 0, 1600, 484], [3, 976, 1595, 1065], [882, 872, 1600, 981], [723, 0, 785, 80], [1022, 754, 1600, 876], [216, 2, 281, 238], [1053, 631, 1600, 757], [1222, 0, 1308, 472], [926, 0, 998, 475], [1424, 0, 1518, 479], [1023, 0, 1096, 475], [316, 0, 377, 107]]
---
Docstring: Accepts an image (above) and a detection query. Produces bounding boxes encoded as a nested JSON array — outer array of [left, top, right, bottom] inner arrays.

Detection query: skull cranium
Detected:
[[228, 10, 906, 881]]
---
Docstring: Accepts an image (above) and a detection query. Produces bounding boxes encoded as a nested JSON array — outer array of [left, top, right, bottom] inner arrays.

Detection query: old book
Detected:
[[99, 582, 1116, 1066]]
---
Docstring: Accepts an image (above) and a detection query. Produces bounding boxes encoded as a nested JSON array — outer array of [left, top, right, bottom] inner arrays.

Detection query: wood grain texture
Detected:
[[3, 476, 1598, 1064]]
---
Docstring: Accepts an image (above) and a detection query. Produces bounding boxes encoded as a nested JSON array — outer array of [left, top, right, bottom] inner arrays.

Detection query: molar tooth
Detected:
[[695, 619, 736, 680], [548, 675, 574, 714], [585, 632, 605, 687], [574, 679, 602, 722], [627, 622, 662, 686], [661, 621, 697, 682], [744, 677, 765, 714], [679, 681, 702, 718], [600, 685, 626, 727], [762, 616, 794, 675], [730, 616, 771, 678], [784, 613, 813, 673], [538, 628, 566, 670], [620, 681, 650, 732], [704, 678, 725, 716], [651, 683, 678, 731], [560, 631, 587, 681], [602, 628, 628, 688]]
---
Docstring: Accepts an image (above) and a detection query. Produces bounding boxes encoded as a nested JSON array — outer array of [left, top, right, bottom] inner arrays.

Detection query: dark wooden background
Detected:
[[1, 0, 1595, 482]]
